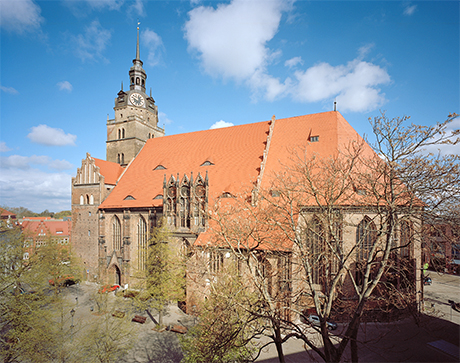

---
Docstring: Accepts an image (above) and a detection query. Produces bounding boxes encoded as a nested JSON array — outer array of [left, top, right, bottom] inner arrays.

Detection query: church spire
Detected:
[[129, 21, 147, 92], [136, 20, 140, 61]]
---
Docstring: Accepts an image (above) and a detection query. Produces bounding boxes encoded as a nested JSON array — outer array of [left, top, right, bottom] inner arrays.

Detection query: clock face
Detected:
[[129, 93, 145, 107]]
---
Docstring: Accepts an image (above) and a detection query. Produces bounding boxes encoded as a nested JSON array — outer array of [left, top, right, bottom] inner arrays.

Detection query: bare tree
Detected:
[[197, 112, 459, 362]]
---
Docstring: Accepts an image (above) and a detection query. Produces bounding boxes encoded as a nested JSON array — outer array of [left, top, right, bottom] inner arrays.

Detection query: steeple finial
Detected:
[[136, 20, 140, 60]]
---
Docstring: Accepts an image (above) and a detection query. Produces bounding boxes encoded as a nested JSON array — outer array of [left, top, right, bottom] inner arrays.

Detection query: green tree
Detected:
[[180, 266, 258, 363], [135, 220, 185, 326], [0, 228, 76, 362]]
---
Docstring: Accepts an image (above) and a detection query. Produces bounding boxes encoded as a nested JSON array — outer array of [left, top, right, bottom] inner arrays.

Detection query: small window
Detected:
[[153, 194, 163, 200], [200, 160, 214, 167], [89, 211, 91, 216], [124, 195, 136, 200], [88, 230, 91, 236], [310, 136, 319, 142], [153, 165, 166, 170]]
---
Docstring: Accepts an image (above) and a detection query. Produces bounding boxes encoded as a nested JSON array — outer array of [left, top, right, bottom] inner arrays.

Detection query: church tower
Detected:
[[106, 23, 165, 166]]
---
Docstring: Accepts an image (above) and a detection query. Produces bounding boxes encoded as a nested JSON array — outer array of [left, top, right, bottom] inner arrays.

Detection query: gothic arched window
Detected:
[[400, 220, 412, 258], [121, 153, 125, 164], [122, 128, 125, 139], [80, 195, 84, 205], [356, 216, 377, 262], [118, 129, 121, 139], [112, 216, 122, 251], [138, 217, 147, 271], [89, 195, 94, 205], [309, 216, 325, 285]]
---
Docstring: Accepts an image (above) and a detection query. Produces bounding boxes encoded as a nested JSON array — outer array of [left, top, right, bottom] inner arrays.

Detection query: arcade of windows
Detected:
[[80, 194, 94, 205], [307, 215, 413, 287], [131, 76, 145, 87], [164, 174, 208, 229]]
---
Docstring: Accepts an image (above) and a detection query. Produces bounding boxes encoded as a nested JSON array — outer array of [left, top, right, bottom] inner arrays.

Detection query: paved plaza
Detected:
[[62, 273, 459, 362]]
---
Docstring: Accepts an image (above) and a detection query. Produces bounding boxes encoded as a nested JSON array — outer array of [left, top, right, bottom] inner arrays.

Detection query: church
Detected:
[[71, 28, 422, 312]]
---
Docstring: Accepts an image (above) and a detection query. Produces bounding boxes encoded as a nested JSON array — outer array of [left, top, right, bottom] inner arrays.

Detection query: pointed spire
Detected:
[[121, 81, 123, 91], [136, 20, 140, 61]]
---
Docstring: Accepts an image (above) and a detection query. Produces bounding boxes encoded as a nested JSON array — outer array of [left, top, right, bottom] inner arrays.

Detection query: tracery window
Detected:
[[209, 250, 223, 274], [355, 216, 377, 285], [356, 216, 377, 262], [309, 217, 326, 285], [179, 185, 190, 228], [400, 220, 412, 258], [112, 216, 122, 251], [258, 255, 273, 297], [138, 217, 147, 271]]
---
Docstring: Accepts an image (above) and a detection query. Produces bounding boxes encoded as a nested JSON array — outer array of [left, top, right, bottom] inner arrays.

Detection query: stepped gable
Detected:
[[99, 120, 271, 209], [93, 157, 124, 185]]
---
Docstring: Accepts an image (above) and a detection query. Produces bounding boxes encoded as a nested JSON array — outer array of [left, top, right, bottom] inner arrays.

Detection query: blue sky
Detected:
[[1, 0, 458, 213]]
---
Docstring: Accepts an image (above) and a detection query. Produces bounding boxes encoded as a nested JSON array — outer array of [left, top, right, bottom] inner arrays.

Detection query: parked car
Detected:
[[48, 275, 79, 287], [98, 284, 121, 293], [301, 312, 337, 330], [424, 276, 432, 286]]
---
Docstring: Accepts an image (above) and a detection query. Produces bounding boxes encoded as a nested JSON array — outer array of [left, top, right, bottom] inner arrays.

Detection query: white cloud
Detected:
[[83, 0, 124, 11], [142, 28, 164, 67], [284, 56, 303, 68], [292, 57, 391, 112], [184, 0, 289, 80], [0, 167, 72, 212], [0, 0, 44, 33], [403, 3, 417, 16], [57, 81, 73, 92], [422, 116, 460, 156], [72, 20, 112, 62], [0, 142, 12, 152], [1, 85, 19, 94], [128, 0, 145, 17], [158, 112, 173, 126], [210, 120, 234, 129], [184, 1, 389, 113], [0, 154, 73, 171], [27, 125, 77, 146]]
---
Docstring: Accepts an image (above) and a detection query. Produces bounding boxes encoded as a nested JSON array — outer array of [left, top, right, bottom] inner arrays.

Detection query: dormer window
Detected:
[[310, 136, 319, 142], [124, 195, 136, 200], [153, 194, 163, 200], [201, 160, 214, 167], [220, 192, 233, 198], [153, 165, 166, 171]]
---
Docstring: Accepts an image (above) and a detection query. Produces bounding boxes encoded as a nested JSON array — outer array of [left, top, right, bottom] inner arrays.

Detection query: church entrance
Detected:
[[109, 264, 121, 285]]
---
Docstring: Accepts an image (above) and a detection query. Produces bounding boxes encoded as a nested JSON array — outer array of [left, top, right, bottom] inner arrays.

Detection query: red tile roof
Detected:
[[99, 121, 270, 209], [93, 157, 124, 185], [22, 219, 71, 237], [0, 208, 16, 218]]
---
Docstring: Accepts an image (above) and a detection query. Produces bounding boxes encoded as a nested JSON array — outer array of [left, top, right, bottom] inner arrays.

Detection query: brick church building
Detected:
[[71, 28, 422, 311]]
